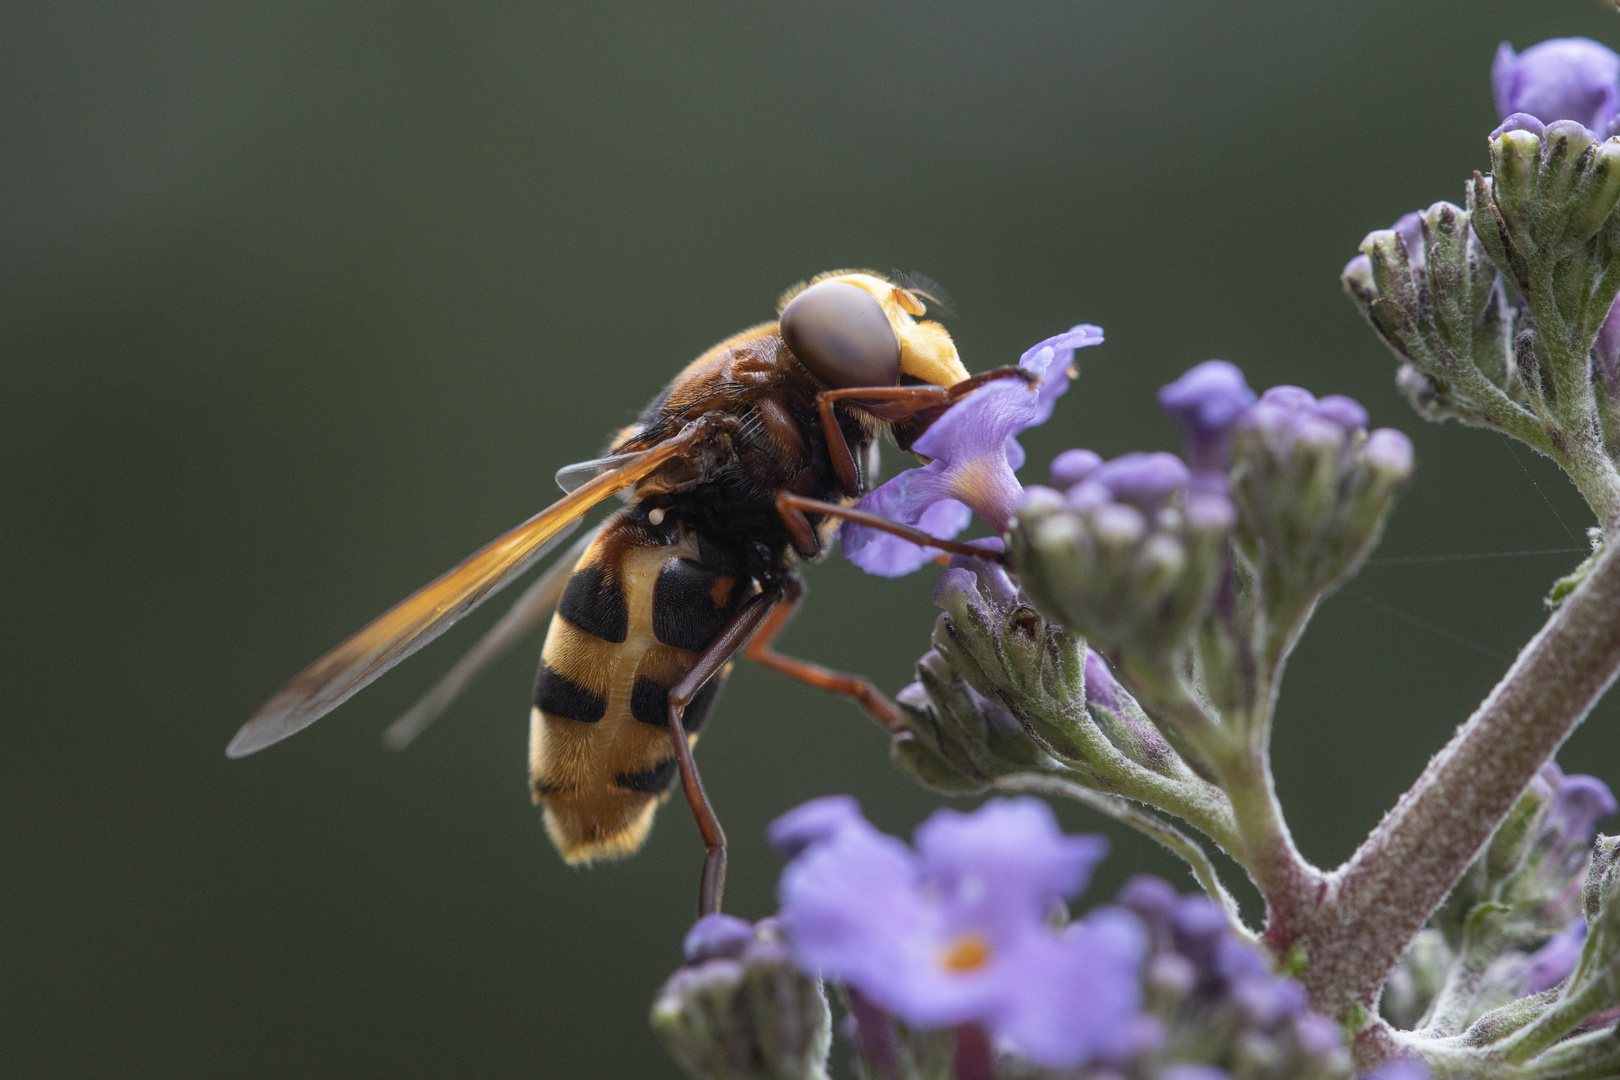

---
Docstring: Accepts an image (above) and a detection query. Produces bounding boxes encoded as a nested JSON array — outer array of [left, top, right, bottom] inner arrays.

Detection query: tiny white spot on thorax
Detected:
[[648, 508, 665, 525]]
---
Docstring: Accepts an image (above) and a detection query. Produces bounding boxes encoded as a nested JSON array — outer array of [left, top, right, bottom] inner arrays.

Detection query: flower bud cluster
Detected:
[[1464, 827, 1620, 1074], [1391, 766, 1617, 1039], [1342, 201, 1518, 430], [1347, 113, 1620, 500], [1438, 765, 1615, 957], [1062, 875, 1352, 1080], [1474, 117, 1620, 287], [1008, 452, 1235, 662], [892, 553, 1221, 825], [652, 915, 832, 1080], [1229, 386, 1414, 609]]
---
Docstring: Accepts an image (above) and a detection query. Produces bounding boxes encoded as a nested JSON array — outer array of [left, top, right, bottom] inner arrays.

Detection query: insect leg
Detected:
[[743, 577, 902, 732], [940, 364, 1038, 402], [775, 492, 1010, 564], [815, 385, 948, 494], [814, 370, 1036, 495], [666, 590, 778, 916]]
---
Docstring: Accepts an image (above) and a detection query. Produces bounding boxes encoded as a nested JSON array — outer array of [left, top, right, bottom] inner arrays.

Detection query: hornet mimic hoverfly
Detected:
[[228, 270, 1029, 914]]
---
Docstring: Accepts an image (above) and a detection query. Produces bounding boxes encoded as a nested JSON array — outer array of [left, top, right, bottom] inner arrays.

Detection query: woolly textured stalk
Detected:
[[1263, 536, 1620, 1027]]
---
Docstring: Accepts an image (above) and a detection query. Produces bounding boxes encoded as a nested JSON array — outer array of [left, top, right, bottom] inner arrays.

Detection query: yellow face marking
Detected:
[[795, 271, 971, 389]]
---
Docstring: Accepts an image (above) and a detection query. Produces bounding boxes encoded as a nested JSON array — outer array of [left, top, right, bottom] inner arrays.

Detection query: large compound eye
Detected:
[[779, 280, 901, 389]]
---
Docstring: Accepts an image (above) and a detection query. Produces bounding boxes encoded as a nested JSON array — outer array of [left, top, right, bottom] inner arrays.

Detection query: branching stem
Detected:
[[1260, 530, 1620, 1020]]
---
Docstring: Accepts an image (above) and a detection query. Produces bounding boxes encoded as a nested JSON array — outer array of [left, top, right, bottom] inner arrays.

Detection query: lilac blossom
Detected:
[[765, 793, 868, 859], [1242, 385, 1370, 442], [1114, 875, 1350, 1079], [1524, 918, 1587, 995], [1084, 648, 1125, 713], [841, 324, 1103, 577], [1158, 360, 1258, 473], [683, 912, 754, 962], [1596, 294, 1620, 402], [1357, 1061, 1431, 1080], [773, 797, 1146, 1068], [1492, 38, 1620, 135]]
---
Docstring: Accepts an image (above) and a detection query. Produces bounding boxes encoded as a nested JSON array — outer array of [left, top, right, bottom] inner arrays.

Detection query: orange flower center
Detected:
[[940, 933, 993, 973]]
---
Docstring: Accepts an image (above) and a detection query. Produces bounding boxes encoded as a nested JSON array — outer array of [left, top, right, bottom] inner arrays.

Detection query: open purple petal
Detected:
[[1524, 918, 1587, 994], [768, 794, 871, 858], [1494, 38, 1620, 134], [777, 821, 930, 1003], [915, 799, 1109, 926], [841, 324, 1101, 577], [991, 907, 1147, 1068]]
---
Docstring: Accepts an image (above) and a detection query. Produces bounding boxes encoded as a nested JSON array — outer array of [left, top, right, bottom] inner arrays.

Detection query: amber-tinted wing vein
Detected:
[[381, 522, 602, 750], [227, 425, 707, 758]]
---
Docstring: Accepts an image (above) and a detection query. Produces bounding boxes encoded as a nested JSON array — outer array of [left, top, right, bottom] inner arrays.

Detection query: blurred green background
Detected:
[[5, 0, 1620, 1075]]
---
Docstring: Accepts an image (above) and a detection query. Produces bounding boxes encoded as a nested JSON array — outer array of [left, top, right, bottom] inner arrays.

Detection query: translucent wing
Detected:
[[228, 426, 706, 758], [380, 522, 601, 750], [554, 453, 638, 494]]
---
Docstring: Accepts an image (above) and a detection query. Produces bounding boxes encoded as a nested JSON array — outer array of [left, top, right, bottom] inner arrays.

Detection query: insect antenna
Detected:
[[892, 270, 955, 318]]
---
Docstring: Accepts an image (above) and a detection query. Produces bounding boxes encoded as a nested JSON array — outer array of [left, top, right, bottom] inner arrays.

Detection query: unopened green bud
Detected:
[[652, 917, 831, 1080], [1344, 198, 1519, 433], [1009, 456, 1234, 663], [1229, 390, 1413, 608]]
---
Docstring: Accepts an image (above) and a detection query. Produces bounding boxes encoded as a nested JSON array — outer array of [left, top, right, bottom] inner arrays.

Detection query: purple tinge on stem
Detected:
[[1084, 649, 1124, 713], [1524, 918, 1588, 995], [774, 797, 1146, 1068], [1358, 1060, 1431, 1080], [841, 324, 1103, 578], [1390, 211, 1426, 271], [1158, 361, 1257, 474], [1493, 38, 1620, 136], [1596, 294, 1620, 402]]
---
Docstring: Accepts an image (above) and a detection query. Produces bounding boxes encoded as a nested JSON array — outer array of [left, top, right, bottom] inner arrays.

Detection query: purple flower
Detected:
[[841, 325, 1104, 577], [1235, 385, 1377, 465], [1158, 361, 1258, 473], [1524, 918, 1587, 995], [1493, 39, 1620, 135], [1050, 448, 1103, 490], [1595, 294, 1620, 404], [1358, 1060, 1431, 1080], [1072, 452, 1193, 513], [1163, 1066, 1233, 1080], [1548, 768, 1619, 844], [684, 913, 754, 962], [775, 797, 1146, 1068], [1084, 648, 1124, 713], [766, 794, 870, 858]]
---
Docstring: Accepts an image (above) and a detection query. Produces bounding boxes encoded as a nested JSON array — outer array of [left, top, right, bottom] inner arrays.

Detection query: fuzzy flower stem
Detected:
[[1128, 666, 1324, 929], [1274, 536, 1620, 1022], [993, 772, 1255, 943], [1220, 747, 1323, 935]]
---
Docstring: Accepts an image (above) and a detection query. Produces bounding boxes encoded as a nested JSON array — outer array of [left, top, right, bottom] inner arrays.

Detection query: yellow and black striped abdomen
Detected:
[[530, 511, 750, 863]]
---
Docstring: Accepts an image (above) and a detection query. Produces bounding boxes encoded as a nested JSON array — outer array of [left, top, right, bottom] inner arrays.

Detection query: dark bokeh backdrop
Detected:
[[6, 1, 1620, 1075]]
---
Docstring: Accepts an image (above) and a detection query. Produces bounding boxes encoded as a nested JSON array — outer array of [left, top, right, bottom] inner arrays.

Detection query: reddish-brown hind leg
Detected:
[[745, 577, 903, 733], [775, 492, 1009, 564], [668, 592, 777, 916]]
